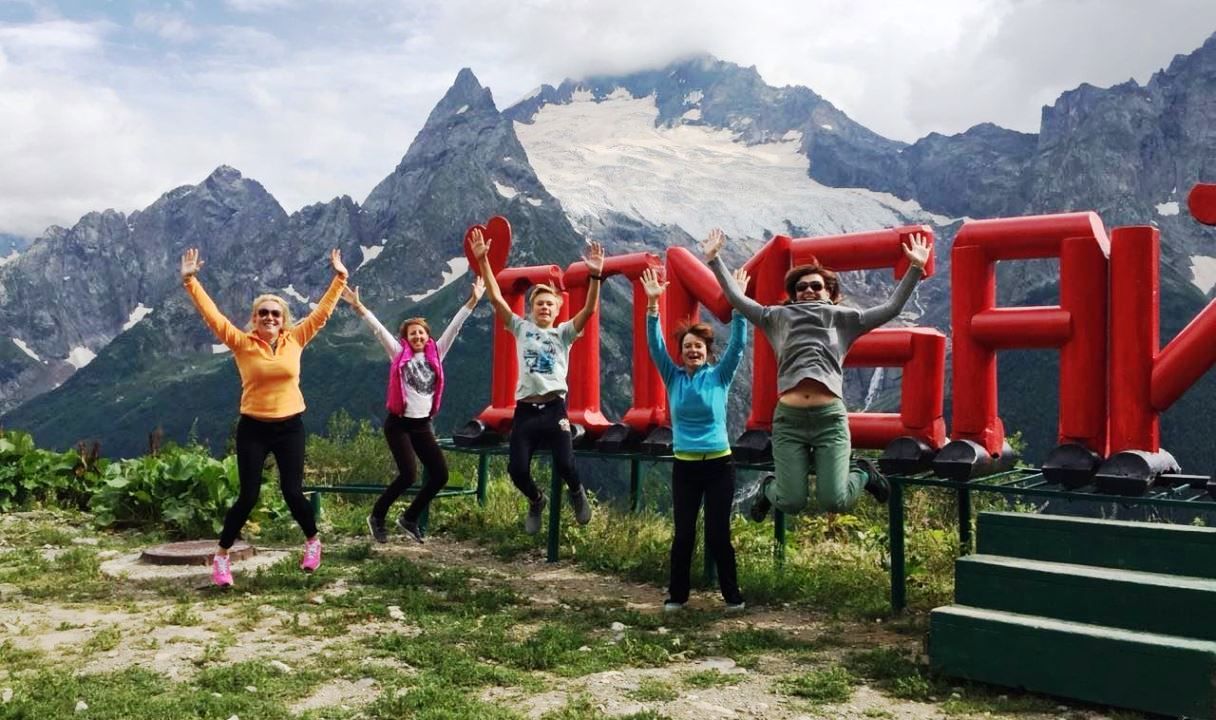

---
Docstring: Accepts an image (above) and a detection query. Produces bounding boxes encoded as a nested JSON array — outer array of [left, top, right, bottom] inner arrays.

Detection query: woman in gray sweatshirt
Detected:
[[704, 228, 931, 519]]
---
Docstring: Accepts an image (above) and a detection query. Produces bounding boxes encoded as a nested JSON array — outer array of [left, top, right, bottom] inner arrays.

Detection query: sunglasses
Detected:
[[257, 308, 283, 318], [795, 280, 826, 293]]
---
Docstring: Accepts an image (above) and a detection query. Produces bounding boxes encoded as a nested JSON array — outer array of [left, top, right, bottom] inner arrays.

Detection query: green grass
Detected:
[[681, 669, 743, 689], [628, 677, 679, 702], [776, 664, 856, 704], [81, 626, 122, 655]]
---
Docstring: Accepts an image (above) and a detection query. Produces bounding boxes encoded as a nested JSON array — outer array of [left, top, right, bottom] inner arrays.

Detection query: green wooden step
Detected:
[[976, 511, 1216, 578], [955, 554, 1216, 640], [930, 605, 1216, 718]]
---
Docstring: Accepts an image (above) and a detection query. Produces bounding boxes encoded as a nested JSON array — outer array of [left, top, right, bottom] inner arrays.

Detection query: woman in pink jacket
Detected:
[[342, 278, 484, 542]]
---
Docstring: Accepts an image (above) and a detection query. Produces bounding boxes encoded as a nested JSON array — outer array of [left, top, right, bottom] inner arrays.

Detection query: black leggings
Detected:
[[507, 399, 580, 501], [372, 415, 449, 523], [220, 414, 315, 549], [668, 456, 742, 604]]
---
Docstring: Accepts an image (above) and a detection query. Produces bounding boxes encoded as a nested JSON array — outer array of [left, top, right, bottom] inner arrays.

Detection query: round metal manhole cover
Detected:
[[140, 540, 255, 566]]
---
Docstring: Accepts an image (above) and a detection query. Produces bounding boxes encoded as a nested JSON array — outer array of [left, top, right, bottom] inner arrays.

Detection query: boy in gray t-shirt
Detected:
[[704, 227, 931, 520], [507, 315, 580, 399], [471, 227, 605, 534]]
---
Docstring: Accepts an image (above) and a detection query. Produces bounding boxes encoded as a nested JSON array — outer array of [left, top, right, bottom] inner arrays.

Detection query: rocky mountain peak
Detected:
[[421, 67, 496, 128]]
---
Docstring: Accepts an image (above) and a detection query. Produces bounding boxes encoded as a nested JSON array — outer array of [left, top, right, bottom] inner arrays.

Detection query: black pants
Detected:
[[668, 456, 742, 605], [507, 399, 580, 501], [372, 415, 449, 523], [220, 414, 315, 549]]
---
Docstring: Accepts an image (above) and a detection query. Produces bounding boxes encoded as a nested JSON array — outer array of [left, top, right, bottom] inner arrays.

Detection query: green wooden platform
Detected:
[[931, 605, 1216, 718], [930, 511, 1216, 718]]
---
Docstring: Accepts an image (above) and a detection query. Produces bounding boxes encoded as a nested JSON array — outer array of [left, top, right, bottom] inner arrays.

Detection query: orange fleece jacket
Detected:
[[184, 274, 347, 420]]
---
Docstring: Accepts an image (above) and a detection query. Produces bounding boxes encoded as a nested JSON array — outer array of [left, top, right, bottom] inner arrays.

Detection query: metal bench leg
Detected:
[[476, 454, 489, 506], [890, 480, 906, 613], [547, 459, 561, 563], [309, 490, 322, 520], [630, 458, 642, 513], [958, 486, 973, 554]]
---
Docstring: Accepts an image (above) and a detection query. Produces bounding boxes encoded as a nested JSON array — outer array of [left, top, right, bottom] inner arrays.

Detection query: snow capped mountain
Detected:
[[512, 88, 949, 244]]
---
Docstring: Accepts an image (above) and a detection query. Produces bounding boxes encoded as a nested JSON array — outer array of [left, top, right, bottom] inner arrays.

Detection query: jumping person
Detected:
[[180, 247, 348, 588], [342, 277, 484, 543], [469, 227, 603, 534], [703, 228, 931, 519], [642, 267, 750, 612]]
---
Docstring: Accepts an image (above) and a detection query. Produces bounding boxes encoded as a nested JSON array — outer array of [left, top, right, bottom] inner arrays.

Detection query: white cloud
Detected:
[[225, 0, 294, 12], [133, 12, 197, 43], [0, 1, 1213, 238]]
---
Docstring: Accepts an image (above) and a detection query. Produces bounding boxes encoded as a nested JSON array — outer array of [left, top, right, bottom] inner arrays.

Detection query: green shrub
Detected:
[[0, 430, 99, 511], [91, 444, 284, 538], [303, 409, 395, 486]]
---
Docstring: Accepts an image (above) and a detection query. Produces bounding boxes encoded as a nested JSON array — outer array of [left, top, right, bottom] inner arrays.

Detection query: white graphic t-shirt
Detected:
[[506, 316, 580, 399]]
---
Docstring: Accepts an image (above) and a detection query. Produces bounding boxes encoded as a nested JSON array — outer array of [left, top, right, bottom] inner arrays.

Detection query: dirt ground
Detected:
[[0, 531, 1133, 719]]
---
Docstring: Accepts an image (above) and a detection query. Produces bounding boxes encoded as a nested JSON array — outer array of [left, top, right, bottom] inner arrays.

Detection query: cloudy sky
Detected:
[[1, 0, 1214, 238]]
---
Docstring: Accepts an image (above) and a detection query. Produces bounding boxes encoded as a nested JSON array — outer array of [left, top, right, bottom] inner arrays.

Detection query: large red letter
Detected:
[[942, 213, 1109, 481]]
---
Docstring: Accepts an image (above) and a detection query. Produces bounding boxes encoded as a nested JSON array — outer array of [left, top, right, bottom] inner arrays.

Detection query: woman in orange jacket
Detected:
[[180, 247, 347, 587]]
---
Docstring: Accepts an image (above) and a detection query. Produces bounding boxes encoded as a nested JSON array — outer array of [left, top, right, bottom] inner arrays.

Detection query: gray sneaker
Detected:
[[525, 493, 547, 535], [856, 458, 890, 503], [396, 515, 424, 544], [568, 486, 593, 526], [366, 515, 388, 544]]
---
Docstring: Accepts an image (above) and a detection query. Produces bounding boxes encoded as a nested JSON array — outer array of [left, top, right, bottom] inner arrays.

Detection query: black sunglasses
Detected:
[[795, 280, 826, 293], [257, 308, 282, 318]]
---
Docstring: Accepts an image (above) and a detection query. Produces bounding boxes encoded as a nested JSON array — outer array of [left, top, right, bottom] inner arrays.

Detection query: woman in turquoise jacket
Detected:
[[642, 266, 750, 612]]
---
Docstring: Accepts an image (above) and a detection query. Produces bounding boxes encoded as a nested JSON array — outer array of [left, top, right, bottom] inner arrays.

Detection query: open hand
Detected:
[[902, 232, 931, 270], [733, 267, 751, 291], [330, 248, 349, 277], [640, 267, 668, 302], [700, 228, 726, 263], [583, 240, 605, 276], [180, 248, 204, 280], [470, 228, 490, 262], [469, 276, 486, 304], [340, 285, 362, 310]]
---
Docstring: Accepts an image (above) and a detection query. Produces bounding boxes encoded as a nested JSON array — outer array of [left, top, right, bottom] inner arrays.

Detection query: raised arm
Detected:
[[641, 268, 678, 383], [713, 268, 752, 384], [291, 249, 349, 346], [343, 285, 401, 358], [435, 276, 483, 357], [180, 248, 245, 349], [570, 240, 604, 334], [470, 227, 513, 324], [856, 233, 929, 331], [702, 228, 766, 327]]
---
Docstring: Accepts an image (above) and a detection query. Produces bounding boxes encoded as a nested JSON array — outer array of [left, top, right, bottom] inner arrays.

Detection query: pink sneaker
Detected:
[[211, 554, 233, 588], [300, 538, 322, 573]]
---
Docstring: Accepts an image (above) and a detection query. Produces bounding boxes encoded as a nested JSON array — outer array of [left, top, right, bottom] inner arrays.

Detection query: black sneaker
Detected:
[[366, 515, 388, 544], [748, 474, 774, 522], [857, 458, 890, 503], [397, 515, 424, 544], [568, 486, 592, 526], [525, 493, 547, 535]]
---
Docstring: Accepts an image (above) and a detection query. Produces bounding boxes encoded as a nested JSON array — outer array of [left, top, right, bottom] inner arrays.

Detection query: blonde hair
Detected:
[[528, 283, 563, 311], [247, 294, 293, 332]]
